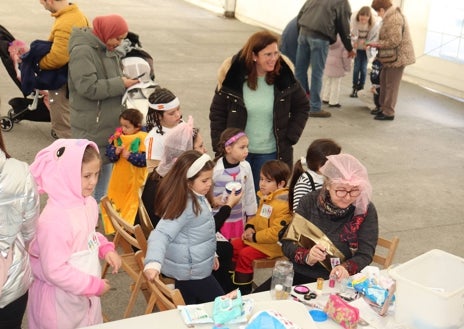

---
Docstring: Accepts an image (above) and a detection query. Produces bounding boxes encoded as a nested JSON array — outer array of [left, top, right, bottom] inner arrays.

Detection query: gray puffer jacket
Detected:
[[0, 151, 39, 308], [68, 27, 126, 164]]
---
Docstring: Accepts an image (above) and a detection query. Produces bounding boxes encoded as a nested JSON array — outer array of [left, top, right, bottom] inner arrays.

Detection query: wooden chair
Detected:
[[100, 196, 152, 319], [100, 196, 147, 277], [137, 196, 154, 239], [251, 256, 288, 289], [372, 236, 400, 269], [124, 251, 185, 317]]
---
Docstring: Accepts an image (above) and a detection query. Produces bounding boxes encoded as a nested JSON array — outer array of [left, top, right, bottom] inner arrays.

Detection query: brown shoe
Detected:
[[309, 110, 331, 118]]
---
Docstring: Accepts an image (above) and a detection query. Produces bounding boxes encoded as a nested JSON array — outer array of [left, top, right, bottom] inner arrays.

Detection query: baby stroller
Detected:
[[0, 25, 53, 136], [119, 32, 157, 124]]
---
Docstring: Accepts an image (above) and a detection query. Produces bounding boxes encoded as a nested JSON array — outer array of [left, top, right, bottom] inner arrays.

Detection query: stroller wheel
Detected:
[[8, 109, 21, 123], [51, 130, 58, 139], [0, 116, 14, 132]]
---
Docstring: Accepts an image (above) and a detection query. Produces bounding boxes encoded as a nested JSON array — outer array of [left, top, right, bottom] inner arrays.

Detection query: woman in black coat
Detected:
[[209, 30, 309, 190]]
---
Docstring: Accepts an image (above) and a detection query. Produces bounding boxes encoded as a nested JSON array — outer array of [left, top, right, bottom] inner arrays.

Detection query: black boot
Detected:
[[350, 87, 358, 98], [232, 271, 253, 295]]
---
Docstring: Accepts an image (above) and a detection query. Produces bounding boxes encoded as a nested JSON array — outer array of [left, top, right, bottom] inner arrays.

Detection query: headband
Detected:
[[225, 132, 246, 147], [148, 97, 180, 111], [186, 153, 211, 178]]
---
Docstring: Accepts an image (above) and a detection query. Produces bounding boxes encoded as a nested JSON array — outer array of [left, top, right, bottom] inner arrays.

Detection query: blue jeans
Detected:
[[295, 34, 329, 112], [94, 162, 113, 203], [352, 50, 368, 89], [246, 152, 277, 192]]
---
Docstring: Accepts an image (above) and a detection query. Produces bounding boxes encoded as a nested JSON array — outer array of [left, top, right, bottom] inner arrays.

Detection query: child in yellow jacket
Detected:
[[231, 160, 292, 294]]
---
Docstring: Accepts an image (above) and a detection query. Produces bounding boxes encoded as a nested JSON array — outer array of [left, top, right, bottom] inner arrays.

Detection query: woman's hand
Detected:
[[241, 227, 255, 242], [122, 76, 140, 88], [330, 265, 349, 280], [144, 268, 159, 282], [104, 251, 121, 274], [305, 244, 327, 266]]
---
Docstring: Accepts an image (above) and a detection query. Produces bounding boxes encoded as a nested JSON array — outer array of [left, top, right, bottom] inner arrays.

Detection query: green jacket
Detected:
[[68, 27, 126, 163]]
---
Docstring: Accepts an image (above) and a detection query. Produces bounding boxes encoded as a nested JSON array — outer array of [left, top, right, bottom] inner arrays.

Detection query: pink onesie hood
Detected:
[[30, 139, 99, 206]]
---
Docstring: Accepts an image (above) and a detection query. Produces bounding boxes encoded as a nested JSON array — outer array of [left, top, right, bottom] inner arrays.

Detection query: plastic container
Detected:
[[225, 182, 242, 195], [270, 259, 293, 300], [389, 249, 464, 329]]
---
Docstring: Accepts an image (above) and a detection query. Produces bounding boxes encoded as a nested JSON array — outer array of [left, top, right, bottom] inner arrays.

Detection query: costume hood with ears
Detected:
[[30, 139, 99, 207]]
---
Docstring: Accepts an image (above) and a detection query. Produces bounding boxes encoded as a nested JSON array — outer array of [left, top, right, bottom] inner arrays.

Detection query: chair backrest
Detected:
[[101, 196, 147, 253], [372, 236, 400, 269], [137, 196, 155, 239]]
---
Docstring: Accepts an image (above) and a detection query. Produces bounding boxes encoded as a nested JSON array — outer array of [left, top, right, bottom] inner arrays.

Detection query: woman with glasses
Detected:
[[255, 153, 378, 291]]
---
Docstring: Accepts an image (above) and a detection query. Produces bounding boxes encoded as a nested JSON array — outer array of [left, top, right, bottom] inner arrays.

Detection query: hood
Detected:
[[257, 187, 289, 202], [217, 51, 296, 92], [30, 139, 99, 206], [68, 27, 104, 53]]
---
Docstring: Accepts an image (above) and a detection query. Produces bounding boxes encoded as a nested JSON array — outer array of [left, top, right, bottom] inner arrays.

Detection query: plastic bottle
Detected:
[[270, 259, 294, 300]]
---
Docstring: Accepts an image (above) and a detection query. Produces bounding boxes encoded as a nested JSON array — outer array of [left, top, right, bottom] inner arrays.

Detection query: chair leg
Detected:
[[124, 273, 143, 318]]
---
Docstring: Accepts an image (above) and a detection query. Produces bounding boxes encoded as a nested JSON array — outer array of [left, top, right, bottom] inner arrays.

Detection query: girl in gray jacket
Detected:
[[144, 151, 225, 304]]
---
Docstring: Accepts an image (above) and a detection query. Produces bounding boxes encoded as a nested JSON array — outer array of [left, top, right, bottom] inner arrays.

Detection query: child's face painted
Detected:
[[81, 158, 100, 197]]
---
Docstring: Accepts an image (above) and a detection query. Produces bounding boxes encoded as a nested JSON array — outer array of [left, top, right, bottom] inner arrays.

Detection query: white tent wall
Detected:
[[185, 0, 464, 100]]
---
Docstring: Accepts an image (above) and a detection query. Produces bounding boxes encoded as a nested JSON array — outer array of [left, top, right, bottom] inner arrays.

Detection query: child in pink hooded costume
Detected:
[[27, 139, 121, 329]]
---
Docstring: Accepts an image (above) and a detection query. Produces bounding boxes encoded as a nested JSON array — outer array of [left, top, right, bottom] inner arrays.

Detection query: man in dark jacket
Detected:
[[295, 0, 356, 118]]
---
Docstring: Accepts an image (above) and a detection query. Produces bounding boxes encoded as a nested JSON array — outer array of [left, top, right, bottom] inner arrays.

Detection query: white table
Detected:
[[82, 281, 404, 329]]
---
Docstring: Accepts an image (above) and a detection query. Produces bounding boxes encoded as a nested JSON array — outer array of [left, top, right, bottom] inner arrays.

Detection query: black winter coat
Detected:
[[209, 52, 309, 169]]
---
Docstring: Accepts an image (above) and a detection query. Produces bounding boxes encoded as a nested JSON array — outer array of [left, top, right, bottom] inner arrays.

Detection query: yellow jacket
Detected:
[[245, 188, 292, 258], [39, 4, 88, 70]]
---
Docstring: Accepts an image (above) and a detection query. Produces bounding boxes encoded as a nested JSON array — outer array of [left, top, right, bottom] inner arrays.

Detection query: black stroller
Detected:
[[0, 25, 53, 136]]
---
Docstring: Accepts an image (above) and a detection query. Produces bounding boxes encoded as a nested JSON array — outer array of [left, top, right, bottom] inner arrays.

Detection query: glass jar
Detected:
[[270, 259, 294, 300]]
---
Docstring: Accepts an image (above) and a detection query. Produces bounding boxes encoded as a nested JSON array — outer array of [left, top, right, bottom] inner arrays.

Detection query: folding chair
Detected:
[[124, 251, 185, 317], [372, 236, 400, 269], [137, 196, 154, 239]]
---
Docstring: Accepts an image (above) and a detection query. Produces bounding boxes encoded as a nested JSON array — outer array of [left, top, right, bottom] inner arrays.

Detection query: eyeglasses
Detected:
[[334, 189, 361, 198]]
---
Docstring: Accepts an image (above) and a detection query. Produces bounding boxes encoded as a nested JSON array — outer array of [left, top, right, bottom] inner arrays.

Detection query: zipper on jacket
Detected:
[[96, 100, 102, 123]]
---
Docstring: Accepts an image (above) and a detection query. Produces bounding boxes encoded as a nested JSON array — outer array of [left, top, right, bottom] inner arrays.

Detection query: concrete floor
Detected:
[[2, 0, 463, 325]]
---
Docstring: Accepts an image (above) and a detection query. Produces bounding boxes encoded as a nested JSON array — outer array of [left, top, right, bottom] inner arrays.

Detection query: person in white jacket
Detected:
[[0, 129, 39, 329], [321, 35, 352, 108]]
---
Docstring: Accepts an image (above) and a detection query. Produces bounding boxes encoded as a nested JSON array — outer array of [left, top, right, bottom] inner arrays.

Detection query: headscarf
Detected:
[[155, 116, 194, 177], [319, 153, 372, 215], [92, 14, 129, 44]]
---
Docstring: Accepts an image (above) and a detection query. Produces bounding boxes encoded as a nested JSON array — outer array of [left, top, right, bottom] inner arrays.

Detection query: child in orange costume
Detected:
[[102, 108, 147, 234]]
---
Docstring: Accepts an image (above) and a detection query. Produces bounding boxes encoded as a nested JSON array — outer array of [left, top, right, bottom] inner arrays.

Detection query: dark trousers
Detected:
[[176, 275, 224, 305], [0, 292, 28, 329], [213, 240, 235, 293]]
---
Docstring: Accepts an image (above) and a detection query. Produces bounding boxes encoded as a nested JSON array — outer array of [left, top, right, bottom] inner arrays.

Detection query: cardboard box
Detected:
[[389, 249, 464, 329]]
